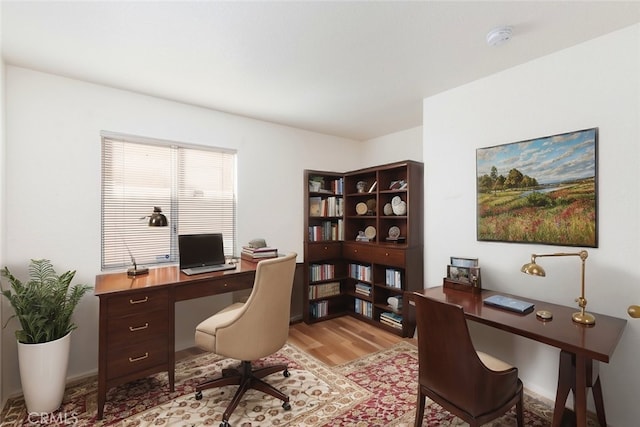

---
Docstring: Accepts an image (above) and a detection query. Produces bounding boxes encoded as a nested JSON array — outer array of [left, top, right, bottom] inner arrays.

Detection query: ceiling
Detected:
[[2, 1, 640, 140]]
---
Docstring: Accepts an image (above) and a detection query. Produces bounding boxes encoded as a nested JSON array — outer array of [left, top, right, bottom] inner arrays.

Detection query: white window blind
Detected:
[[101, 133, 237, 270]]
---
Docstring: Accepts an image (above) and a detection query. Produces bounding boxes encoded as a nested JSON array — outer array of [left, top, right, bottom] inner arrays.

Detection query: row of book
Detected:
[[355, 282, 372, 297], [349, 263, 372, 282], [309, 281, 341, 299], [355, 298, 373, 318], [310, 300, 329, 319], [308, 219, 344, 241], [309, 196, 344, 217], [309, 263, 335, 282], [385, 268, 402, 288], [380, 311, 403, 330], [240, 245, 278, 262]]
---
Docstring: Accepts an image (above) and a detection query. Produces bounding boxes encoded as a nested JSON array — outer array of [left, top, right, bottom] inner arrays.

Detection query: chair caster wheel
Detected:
[[195, 391, 203, 400], [282, 401, 291, 411], [283, 369, 290, 377], [220, 421, 230, 427]]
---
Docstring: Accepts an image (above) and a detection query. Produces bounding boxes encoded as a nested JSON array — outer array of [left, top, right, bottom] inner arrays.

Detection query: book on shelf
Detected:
[[380, 311, 403, 329], [355, 282, 372, 296], [354, 298, 373, 318], [311, 300, 329, 319], [309, 281, 341, 299], [309, 197, 322, 216]]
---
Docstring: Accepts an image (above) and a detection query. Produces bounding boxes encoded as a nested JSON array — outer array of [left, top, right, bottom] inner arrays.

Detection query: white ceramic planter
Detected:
[[17, 332, 71, 413]]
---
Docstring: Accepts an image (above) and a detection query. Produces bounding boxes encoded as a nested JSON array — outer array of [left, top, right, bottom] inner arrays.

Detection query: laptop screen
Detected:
[[178, 233, 226, 269]]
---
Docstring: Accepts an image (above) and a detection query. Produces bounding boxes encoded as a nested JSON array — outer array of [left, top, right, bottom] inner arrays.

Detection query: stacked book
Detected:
[[241, 246, 278, 262], [355, 282, 372, 297], [380, 311, 403, 330]]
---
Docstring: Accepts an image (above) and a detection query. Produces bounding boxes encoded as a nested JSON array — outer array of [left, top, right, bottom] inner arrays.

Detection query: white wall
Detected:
[[423, 24, 640, 427], [0, 2, 6, 408], [0, 66, 362, 399], [361, 125, 423, 166]]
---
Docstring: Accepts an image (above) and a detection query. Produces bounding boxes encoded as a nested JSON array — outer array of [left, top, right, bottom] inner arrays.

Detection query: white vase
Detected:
[[17, 332, 71, 413]]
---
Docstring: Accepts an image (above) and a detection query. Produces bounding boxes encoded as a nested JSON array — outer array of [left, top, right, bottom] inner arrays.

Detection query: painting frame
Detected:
[[476, 128, 598, 247]]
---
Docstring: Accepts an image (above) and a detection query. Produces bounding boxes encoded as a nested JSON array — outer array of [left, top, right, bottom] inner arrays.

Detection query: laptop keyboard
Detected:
[[181, 264, 236, 275]]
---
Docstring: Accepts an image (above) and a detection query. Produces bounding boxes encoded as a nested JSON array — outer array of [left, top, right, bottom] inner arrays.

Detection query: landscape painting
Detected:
[[476, 128, 598, 247]]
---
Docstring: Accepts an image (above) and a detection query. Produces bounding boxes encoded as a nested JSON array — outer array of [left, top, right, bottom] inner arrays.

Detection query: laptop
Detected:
[[179, 233, 236, 275]]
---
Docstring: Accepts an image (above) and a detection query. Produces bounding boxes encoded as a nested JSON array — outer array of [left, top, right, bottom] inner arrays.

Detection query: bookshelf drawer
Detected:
[[306, 242, 342, 261], [373, 247, 405, 267]]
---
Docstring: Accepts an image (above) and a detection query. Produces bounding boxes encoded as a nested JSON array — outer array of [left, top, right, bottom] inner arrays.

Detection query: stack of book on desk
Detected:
[[241, 246, 278, 262]]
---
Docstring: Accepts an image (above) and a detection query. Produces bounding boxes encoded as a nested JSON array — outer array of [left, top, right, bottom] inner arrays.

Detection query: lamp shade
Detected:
[[148, 207, 168, 227], [521, 262, 546, 276]]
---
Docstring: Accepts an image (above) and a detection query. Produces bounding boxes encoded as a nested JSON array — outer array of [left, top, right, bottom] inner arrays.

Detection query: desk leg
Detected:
[[552, 351, 573, 427], [552, 350, 606, 427], [575, 354, 587, 427]]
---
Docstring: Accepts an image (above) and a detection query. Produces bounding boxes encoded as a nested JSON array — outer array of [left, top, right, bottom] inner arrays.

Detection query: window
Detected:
[[101, 132, 236, 270]]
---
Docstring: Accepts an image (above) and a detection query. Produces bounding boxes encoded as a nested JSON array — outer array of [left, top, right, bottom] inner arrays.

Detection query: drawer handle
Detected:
[[385, 252, 389, 256], [129, 352, 149, 363], [129, 323, 149, 332], [129, 296, 149, 305]]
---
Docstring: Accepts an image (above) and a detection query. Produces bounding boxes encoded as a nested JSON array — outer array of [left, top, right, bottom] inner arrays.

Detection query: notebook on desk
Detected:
[[483, 294, 535, 314], [179, 233, 236, 276]]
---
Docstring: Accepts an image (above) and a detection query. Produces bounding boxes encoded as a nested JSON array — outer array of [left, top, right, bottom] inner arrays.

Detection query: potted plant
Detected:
[[1, 259, 91, 413]]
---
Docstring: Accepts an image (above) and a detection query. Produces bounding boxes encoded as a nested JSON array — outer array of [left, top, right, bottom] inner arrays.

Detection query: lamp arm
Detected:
[[530, 251, 588, 262], [528, 250, 591, 323]]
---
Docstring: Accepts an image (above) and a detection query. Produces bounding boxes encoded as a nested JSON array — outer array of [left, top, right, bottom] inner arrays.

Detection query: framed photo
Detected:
[[469, 267, 482, 288], [450, 257, 478, 268], [476, 128, 598, 247], [447, 265, 471, 283]]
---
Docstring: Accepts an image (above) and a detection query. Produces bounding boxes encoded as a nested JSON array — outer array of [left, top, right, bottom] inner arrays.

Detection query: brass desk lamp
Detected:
[[521, 250, 595, 325]]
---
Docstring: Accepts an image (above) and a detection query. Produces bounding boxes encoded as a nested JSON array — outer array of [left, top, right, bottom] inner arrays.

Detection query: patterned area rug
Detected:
[[0, 341, 595, 426]]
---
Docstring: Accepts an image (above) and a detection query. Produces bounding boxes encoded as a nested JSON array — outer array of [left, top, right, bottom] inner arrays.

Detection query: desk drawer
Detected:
[[107, 289, 169, 317], [107, 309, 168, 348], [106, 337, 168, 379]]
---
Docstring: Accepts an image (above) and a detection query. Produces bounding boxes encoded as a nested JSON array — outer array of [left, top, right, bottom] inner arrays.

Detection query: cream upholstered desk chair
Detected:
[[194, 252, 297, 427], [413, 294, 524, 427]]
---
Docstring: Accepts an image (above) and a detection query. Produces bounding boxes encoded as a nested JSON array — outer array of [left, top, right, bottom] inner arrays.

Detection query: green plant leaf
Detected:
[[1, 259, 91, 344]]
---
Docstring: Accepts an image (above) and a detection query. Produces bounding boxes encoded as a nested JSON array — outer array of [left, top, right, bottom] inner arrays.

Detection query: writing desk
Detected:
[[94, 261, 258, 419], [406, 287, 627, 427]]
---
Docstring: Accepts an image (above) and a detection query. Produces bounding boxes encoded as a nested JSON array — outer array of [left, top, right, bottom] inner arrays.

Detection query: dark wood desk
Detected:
[[94, 261, 258, 419], [406, 287, 627, 427]]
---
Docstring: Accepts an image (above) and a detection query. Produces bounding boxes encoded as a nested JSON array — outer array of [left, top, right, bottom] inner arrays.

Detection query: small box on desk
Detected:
[[443, 277, 482, 294]]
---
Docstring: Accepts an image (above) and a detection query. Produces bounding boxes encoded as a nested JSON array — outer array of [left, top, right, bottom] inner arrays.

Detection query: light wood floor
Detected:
[[177, 316, 416, 366]]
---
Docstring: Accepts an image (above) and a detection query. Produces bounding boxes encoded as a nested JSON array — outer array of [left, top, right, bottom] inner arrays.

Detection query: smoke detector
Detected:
[[486, 26, 513, 47]]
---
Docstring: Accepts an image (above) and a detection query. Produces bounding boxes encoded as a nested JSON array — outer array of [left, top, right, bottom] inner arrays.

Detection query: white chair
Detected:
[[194, 253, 297, 427]]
